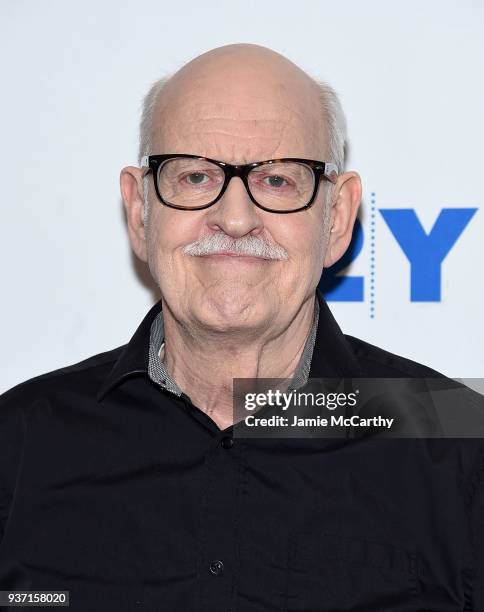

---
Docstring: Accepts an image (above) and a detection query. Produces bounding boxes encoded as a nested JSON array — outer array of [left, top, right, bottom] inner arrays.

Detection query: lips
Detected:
[[208, 251, 257, 257], [200, 252, 272, 261]]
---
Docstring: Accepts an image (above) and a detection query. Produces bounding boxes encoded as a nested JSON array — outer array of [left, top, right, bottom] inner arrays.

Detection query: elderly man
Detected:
[[1, 44, 483, 611]]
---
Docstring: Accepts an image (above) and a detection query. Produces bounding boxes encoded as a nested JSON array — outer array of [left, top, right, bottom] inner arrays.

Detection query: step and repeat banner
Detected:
[[1, 0, 482, 393]]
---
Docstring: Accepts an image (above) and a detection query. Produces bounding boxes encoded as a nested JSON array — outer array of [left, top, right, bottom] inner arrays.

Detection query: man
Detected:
[[0, 44, 483, 611]]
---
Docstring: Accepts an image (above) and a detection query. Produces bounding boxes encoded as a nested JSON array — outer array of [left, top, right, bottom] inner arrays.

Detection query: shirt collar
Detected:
[[147, 311, 183, 396], [96, 287, 361, 402]]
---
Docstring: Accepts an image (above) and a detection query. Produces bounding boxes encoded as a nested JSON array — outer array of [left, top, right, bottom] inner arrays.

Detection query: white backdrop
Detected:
[[1, 0, 483, 394]]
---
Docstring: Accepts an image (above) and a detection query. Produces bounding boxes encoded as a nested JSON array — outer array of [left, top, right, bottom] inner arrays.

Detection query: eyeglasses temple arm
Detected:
[[324, 163, 339, 183]]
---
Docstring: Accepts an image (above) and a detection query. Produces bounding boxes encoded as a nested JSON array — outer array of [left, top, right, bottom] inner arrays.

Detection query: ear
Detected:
[[120, 166, 148, 263], [323, 171, 362, 268]]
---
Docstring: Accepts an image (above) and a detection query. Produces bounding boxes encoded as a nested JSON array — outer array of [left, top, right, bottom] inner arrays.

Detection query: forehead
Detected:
[[151, 83, 326, 163]]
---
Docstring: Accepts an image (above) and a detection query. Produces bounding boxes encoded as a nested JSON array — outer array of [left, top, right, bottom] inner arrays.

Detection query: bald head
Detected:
[[159, 43, 320, 101], [139, 44, 346, 171]]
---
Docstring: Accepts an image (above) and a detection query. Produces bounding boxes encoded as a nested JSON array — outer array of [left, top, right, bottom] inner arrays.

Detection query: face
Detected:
[[121, 47, 361, 338]]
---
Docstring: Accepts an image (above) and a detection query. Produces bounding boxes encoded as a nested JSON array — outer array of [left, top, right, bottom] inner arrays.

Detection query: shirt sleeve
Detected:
[[469, 443, 484, 609], [0, 391, 25, 544]]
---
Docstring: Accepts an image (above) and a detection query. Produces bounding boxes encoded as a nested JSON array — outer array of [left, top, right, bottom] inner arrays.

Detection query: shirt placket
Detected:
[[196, 431, 243, 612]]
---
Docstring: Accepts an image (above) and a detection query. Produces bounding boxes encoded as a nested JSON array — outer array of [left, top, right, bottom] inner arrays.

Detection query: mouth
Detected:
[[198, 252, 275, 262]]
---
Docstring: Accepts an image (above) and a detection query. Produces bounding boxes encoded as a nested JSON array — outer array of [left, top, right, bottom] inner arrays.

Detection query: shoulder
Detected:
[[0, 345, 124, 409], [344, 334, 445, 378], [0, 346, 124, 540], [344, 334, 484, 488]]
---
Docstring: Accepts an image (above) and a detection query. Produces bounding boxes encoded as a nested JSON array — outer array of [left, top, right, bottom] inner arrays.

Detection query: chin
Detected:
[[196, 290, 271, 331]]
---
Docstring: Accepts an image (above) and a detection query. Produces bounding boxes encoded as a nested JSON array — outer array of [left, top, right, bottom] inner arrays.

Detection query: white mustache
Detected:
[[182, 232, 289, 260]]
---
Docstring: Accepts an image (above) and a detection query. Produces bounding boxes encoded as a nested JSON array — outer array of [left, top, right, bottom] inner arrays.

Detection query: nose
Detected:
[[205, 176, 264, 238]]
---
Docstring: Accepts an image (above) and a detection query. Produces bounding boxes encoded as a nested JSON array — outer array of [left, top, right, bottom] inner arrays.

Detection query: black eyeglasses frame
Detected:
[[140, 154, 338, 214]]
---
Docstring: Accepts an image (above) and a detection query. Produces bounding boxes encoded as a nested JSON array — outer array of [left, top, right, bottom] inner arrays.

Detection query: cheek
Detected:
[[147, 210, 199, 272], [276, 215, 325, 264]]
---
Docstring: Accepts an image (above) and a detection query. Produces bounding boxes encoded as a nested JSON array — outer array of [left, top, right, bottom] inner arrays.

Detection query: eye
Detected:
[[263, 175, 287, 188], [185, 172, 209, 185]]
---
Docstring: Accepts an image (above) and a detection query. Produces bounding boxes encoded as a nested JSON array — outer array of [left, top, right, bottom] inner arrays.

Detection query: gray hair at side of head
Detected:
[[139, 75, 173, 228], [312, 79, 347, 175], [312, 78, 348, 233], [139, 74, 347, 227]]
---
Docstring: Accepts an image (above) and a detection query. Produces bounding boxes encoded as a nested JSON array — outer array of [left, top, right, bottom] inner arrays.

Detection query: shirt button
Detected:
[[220, 436, 234, 449], [209, 559, 224, 576]]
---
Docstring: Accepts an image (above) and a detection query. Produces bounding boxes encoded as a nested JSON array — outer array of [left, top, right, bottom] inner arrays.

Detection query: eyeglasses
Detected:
[[141, 154, 338, 214]]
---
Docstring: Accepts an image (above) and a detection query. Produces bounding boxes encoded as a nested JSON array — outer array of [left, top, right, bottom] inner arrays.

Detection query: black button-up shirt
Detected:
[[1, 289, 484, 611]]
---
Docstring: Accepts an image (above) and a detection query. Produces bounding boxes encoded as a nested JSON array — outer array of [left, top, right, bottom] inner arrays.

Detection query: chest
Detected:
[[0, 425, 473, 611]]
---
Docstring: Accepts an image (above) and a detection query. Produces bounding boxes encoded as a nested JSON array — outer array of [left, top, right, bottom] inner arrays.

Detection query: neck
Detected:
[[160, 296, 317, 430]]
